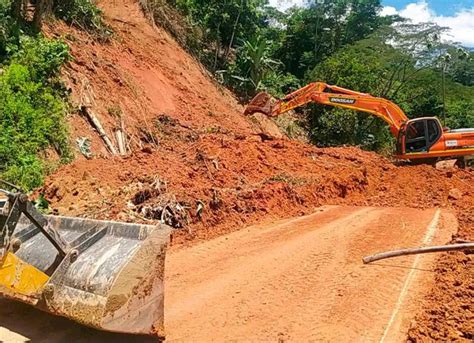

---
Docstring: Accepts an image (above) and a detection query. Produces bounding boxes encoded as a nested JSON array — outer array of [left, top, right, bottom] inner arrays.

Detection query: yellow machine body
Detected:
[[0, 252, 49, 301]]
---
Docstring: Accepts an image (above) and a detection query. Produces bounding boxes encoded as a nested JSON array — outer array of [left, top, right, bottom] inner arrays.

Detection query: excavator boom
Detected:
[[245, 82, 474, 162], [245, 82, 408, 136]]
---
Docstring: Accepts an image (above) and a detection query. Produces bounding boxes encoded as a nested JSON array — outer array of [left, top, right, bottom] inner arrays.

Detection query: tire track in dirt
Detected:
[[165, 206, 456, 342], [165, 207, 376, 340]]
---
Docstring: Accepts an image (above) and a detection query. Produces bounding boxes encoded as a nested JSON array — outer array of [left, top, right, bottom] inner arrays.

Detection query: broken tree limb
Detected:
[[115, 114, 128, 156], [81, 106, 118, 155], [363, 243, 474, 264], [115, 129, 126, 155]]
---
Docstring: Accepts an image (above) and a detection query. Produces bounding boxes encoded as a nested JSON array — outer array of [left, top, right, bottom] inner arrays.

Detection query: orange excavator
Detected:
[[244, 82, 474, 166]]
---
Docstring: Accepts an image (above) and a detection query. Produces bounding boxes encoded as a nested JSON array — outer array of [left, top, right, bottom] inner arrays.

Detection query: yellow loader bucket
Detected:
[[0, 184, 171, 336]]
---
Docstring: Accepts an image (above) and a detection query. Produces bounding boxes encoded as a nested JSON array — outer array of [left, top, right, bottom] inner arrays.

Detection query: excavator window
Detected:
[[427, 119, 441, 145], [406, 120, 427, 152], [405, 119, 441, 153]]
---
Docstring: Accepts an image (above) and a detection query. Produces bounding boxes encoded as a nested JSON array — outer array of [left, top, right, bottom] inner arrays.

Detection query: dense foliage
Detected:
[[163, 0, 473, 153], [0, 0, 104, 190], [53, 0, 110, 36]]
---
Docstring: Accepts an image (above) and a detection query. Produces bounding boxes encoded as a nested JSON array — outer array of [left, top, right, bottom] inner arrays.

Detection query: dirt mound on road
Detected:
[[43, 129, 473, 246]]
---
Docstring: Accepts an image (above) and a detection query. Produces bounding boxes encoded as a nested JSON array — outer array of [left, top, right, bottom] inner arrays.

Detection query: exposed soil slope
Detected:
[[36, 0, 474, 341], [46, 0, 254, 157]]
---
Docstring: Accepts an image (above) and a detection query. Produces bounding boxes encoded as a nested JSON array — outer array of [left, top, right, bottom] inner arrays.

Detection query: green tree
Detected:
[[449, 51, 474, 86], [308, 40, 392, 150], [276, 0, 385, 78], [173, 0, 268, 70], [444, 78, 474, 129]]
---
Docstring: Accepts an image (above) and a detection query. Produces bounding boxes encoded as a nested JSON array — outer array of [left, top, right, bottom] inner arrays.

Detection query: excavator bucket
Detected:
[[244, 92, 274, 116], [0, 186, 171, 336]]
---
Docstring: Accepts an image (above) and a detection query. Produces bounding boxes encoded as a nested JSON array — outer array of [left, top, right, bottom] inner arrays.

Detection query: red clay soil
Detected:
[[45, 0, 254, 158], [38, 0, 473, 340]]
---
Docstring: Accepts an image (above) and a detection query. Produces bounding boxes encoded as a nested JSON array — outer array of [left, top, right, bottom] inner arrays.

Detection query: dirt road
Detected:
[[0, 206, 456, 342]]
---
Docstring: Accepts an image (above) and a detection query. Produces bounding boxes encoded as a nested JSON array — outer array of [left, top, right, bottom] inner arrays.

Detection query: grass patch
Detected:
[[0, 36, 72, 190]]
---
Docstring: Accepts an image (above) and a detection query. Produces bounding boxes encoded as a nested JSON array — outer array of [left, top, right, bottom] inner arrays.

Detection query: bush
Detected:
[[0, 0, 21, 57], [10, 36, 70, 80], [0, 38, 71, 190], [259, 70, 300, 98], [54, 0, 111, 37]]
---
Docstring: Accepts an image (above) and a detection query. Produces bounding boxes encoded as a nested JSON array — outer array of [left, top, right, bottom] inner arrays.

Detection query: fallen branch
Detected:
[[114, 112, 128, 156], [81, 106, 118, 155], [115, 129, 126, 155], [363, 243, 474, 264]]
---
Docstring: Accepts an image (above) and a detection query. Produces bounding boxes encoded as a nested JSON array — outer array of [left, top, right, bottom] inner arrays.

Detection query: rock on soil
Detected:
[[248, 113, 285, 139], [448, 188, 463, 200]]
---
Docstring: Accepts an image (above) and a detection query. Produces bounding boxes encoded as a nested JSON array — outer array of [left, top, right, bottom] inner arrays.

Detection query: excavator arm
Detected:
[[245, 81, 474, 163], [244, 82, 409, 136]]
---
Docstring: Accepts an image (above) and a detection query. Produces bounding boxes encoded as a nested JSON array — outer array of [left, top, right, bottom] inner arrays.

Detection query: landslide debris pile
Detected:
[[41, 0, 473, 341], [43, 128, 473, 246]]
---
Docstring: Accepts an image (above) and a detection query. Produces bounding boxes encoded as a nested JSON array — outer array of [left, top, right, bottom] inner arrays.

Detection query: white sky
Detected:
[[269, 0, 474, 47], [268, 0, 306, 11], [382, 1, 474, 47]]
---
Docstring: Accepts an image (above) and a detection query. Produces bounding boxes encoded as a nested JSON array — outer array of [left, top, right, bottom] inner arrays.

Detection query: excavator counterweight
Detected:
[[0, 182, 171, 336]]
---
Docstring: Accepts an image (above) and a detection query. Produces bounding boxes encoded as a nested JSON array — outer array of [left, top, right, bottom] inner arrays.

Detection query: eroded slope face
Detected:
[[48, 0, 254, 157]]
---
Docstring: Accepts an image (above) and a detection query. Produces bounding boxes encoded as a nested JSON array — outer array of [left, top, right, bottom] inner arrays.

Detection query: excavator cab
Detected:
[[399, 117, 443, 154]]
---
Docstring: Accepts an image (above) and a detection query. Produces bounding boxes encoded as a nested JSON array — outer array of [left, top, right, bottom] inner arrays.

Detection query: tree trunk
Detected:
[[224, 0, 243, 62], [11, 0, 23, 22], [33, 0, 53, 31], [213, 21, 222, 72]]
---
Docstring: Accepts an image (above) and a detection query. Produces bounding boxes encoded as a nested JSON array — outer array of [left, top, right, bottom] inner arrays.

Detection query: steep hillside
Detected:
[[38, 0, 473, 341], [46, 0, 254, 158]]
